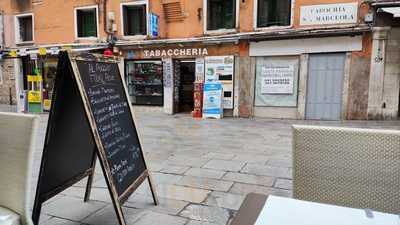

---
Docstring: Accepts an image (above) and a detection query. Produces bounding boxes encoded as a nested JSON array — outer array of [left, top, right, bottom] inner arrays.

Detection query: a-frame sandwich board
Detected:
[[32, 51, 158, 225]]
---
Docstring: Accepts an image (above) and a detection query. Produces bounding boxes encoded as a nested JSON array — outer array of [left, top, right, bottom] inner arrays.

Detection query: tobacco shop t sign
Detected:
[[143, 48, 209, 58]]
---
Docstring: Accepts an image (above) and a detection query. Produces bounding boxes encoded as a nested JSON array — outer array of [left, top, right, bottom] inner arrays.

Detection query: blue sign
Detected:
[[127, 50, 135, 60], [203, 82, 223, 119], [149, 13, 159, 38]]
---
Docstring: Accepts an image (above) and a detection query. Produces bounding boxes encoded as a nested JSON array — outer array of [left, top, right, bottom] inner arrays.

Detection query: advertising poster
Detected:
[[260, 65, 295, 94], [204, 56, 234, 83], [203, 82, 223, 119]]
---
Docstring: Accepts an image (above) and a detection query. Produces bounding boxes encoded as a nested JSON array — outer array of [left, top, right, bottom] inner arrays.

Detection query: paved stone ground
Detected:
[[2, 105, 400, 225]]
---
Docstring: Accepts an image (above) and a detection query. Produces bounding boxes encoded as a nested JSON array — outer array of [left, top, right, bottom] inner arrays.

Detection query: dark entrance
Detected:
[[178, 60, 195, 112]]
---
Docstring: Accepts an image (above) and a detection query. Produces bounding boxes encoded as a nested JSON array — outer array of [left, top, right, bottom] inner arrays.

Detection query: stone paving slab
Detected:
[[203, 160, 246, 172], [229, 183, 292, 198], [42, 196, 107, 221], [156, 184, 211, 203], [241, 164, 292, 179], [204, 191, 246, 210], [125, 194, 189, 215], [177, 176, 234, 192], [160, 164, 191, 175], [17, 110, 400, 225], [221, 172, 275, 187], [185, 168, 227, 179], [179, 204, 231, 225]]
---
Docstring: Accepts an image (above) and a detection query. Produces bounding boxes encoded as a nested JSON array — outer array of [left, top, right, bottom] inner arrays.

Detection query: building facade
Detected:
[[0, 0, 398, 120]]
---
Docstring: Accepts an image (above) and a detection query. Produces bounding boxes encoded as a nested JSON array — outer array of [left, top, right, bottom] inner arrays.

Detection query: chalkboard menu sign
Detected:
[[32, 52, 158, 225], [76, 60, 146, 195]]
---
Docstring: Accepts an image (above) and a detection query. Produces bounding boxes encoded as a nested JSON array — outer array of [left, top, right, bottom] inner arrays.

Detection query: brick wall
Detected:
[[0, 59, 16, 105]]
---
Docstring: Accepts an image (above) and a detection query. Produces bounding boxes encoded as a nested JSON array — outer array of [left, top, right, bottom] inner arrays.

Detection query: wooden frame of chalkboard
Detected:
[[32, 51, 158, 225]]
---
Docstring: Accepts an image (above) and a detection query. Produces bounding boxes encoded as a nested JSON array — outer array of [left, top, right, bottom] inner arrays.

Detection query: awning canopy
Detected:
[[378, 7, 400, 18]]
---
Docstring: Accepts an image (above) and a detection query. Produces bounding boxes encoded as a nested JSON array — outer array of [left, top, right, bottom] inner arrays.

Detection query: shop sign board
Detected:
[[32, 52, 158, 225], [149, 13, 159, 38], [260, 65, 295, 94], [300, 2, 358, 26], [28, 91, 42, 103], [203, 82, 223, 119], [143, 48, 209, 58]]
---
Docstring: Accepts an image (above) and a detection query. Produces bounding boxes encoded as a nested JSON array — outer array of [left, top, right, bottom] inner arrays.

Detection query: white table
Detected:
[[231, 193, 399, 225]]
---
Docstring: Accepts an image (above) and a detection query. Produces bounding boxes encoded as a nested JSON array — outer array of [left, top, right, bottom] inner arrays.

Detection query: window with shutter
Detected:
[[207, 0, 236, 31], [123, 4, 147, 36], [76, 7, 98, 38], [257, 0, 291, 28]]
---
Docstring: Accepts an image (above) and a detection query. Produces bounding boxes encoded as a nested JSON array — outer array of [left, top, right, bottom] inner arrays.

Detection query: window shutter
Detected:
[[162, 0, 184, 22]]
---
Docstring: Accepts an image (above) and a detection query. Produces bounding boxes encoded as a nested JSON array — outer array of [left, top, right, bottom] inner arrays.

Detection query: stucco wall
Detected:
[[0, 0, 367, 47]]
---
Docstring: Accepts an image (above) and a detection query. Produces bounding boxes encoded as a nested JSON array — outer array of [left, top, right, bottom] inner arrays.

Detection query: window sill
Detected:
[[121, 35, 147, 40], [16, 41, 34, 46], [254, 25, 293, 31], [75, 37, 99, 41], [204, 29, 237, 36]]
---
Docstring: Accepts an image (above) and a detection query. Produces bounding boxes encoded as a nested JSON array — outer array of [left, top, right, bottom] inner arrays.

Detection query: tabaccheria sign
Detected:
[[144, 48, 209, 58]]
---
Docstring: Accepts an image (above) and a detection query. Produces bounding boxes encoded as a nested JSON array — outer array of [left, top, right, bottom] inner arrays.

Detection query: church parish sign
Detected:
[[300, 2, 358, 26], [143, 48, 209, 58]]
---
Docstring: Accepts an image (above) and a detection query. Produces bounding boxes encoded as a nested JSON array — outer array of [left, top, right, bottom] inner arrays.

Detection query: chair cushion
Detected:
[[0, 207, 20, 225]]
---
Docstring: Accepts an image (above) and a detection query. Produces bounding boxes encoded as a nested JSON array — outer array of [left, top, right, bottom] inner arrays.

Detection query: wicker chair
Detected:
[[0, 113, 39, 225], [292, 125, 400, 214]]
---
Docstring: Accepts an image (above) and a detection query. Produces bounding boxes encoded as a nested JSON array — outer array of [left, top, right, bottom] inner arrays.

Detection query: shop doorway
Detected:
[[177, 60, 195, 113], [306, 53, 346, 120]]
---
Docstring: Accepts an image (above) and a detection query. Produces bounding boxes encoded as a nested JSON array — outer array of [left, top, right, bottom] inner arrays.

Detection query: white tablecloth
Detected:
[[254, 196, 399, 225]]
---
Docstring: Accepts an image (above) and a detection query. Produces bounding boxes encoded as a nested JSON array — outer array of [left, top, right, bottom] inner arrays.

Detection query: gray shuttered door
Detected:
[[306, 53, 345, 120]]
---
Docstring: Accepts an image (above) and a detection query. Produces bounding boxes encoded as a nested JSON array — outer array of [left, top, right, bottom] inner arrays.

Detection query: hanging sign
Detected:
[[19, 48, 28, 56], [300, 2, 358, 26], [30, 53, 38, 60], [149, 13, 159, 38], [203, 82, 223, 119], [9, 50, 17, 57], [260, 65, 295, 94], [49, 47, 60, 55], [38, 48, 47, 56]]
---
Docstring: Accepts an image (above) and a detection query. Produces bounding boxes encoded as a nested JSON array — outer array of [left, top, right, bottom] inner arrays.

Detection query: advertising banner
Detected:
[[203, 82, 223, 119]]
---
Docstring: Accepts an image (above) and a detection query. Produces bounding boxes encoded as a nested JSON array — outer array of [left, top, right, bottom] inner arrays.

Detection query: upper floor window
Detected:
[[121, 2, 147, 36], [256, 0, 292, 28], [75, 6, 98, 39], [15, 13, 34, 43], [206, 0, 237, 31]]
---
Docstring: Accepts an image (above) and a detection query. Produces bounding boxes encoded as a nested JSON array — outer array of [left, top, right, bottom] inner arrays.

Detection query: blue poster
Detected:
[[203, 82, 223, 119], [149, 13, 159, 38]]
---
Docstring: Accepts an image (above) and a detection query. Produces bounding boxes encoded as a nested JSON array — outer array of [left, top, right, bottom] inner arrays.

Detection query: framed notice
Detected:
[[255, 57, 299, 107], [260, 65, 295, 94]]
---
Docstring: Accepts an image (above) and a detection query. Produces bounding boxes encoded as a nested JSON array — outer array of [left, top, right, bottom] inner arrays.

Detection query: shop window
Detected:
[[206, 0, 237, 31], [75, 6, 98, 38], [256, 0, 291, 28], [125, 61, 163, 106], [122, 3, 147, 36], [15, 14, 34, 43]]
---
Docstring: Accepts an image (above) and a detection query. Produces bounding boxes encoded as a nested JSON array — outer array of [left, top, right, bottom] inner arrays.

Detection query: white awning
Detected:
[[379, 7, 400, 18]]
